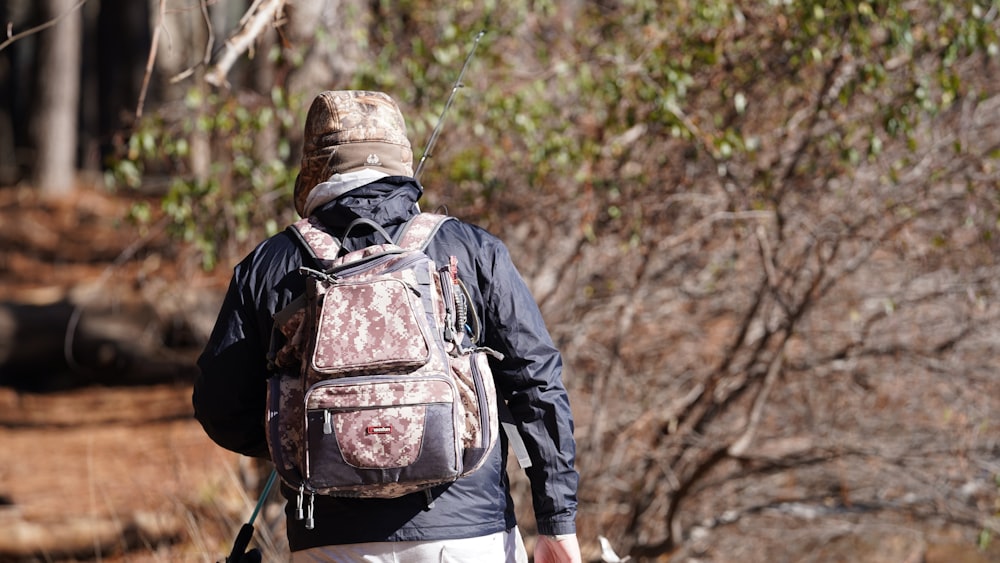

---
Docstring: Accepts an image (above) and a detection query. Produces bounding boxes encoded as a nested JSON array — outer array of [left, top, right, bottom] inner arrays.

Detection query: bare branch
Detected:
[[204, 0, 287, 88], [135, 0, 166, 121], [169, 0, 215, 84], [728, 350, 783, 457], [0, 0, 88, 52], [657, 210, 776, 252], [201, 0, 215, 65]]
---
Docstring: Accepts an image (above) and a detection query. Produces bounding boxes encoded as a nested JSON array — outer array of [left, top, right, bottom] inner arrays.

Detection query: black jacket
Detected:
[[193, 178, 578, 551]]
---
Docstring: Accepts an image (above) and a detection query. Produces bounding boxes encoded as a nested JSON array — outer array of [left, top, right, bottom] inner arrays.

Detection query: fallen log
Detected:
[[0, 511, 184, 561], [0, 299, 199, 390], [0, 383, 194, 427]]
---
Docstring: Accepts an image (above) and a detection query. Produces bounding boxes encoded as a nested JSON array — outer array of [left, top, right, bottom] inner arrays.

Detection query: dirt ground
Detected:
[[0, 185, 275, 562], [0, 385, 265, 562]]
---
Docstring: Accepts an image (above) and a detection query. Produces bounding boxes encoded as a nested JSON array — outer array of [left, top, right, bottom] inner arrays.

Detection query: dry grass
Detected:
[[0, 383, 288, 562]]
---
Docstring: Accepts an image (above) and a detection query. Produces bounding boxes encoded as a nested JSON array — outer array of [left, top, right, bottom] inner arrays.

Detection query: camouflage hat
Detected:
[[293, 91, 414, 217]]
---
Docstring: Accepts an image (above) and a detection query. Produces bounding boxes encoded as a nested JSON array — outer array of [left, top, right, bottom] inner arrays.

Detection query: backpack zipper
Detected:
[[324, 250, 428, 280], [469, 357, 491, 449]]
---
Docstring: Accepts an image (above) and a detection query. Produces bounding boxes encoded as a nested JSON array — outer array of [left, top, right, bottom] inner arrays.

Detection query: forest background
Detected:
[[1, 0, 999, 561]]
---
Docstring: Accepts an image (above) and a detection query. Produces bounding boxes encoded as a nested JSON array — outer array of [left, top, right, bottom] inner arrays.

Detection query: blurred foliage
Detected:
[[107, 0, 998, 265], [108, 81, 300, 270]]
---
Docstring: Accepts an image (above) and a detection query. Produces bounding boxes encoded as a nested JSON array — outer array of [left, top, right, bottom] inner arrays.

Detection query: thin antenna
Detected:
[[414, 30, 486, 180]]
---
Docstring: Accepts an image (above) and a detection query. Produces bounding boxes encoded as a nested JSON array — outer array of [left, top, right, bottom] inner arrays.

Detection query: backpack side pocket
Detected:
[[266, 374, 305, 488]]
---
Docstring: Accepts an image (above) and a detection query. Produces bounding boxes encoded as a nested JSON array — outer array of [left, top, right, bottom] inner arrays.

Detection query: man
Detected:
[[194, 90, 581, 563]]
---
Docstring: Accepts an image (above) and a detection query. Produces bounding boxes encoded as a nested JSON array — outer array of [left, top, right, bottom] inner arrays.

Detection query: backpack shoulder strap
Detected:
[[396, 212, 534, 470], [395, 213, 453, 251], [287, 216, 342, 267]]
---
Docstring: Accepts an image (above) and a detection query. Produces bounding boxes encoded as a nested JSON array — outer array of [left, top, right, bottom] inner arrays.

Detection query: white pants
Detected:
[[290, 527, 528, 563]]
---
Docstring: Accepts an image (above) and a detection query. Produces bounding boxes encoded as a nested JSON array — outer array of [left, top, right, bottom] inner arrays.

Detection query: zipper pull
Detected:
[[476, 345, 504, 361], [296, 485, 305, 520], [305, 492, 316, 530], [323, 410, 332, 435], [298, 266, 334, 283]]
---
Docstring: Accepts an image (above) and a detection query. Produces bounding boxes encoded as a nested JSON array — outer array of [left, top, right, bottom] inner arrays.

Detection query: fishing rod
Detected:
[[414, 29, 486, 180], [223, 469, 278, 563]]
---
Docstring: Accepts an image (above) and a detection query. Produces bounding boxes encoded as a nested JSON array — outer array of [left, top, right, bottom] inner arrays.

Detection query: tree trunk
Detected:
[[30, 0, 81, 195], [285, 0, 371, 99], [0, 1, 35, 186], [93, 0, 151, 170]]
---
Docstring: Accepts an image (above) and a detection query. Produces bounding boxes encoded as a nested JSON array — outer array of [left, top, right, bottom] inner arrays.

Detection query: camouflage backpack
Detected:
[[265, 212, 503, 529]]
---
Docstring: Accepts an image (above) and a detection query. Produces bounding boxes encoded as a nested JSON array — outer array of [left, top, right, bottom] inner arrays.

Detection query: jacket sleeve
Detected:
[[479, 238, 580, 536], [193, 234, 304, 459]]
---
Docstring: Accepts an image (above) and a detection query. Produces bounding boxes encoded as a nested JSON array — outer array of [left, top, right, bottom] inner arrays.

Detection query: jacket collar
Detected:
[[311, 177, 423, 234]]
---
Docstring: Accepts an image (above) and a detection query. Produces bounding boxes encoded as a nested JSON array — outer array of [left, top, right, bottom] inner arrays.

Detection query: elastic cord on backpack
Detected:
[[458, 279, 481, 344]]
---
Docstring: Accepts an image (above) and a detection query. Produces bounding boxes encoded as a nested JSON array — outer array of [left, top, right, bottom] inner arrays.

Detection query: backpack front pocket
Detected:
[[311, 278, 432, 377], [303, 375, 462, 497]]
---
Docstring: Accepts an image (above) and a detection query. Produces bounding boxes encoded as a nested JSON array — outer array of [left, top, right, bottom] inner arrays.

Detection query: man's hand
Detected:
[[534, 534, 582, 563]]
